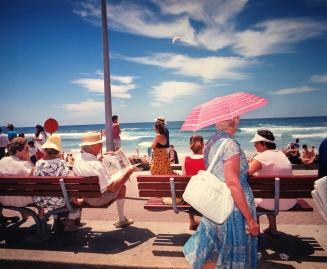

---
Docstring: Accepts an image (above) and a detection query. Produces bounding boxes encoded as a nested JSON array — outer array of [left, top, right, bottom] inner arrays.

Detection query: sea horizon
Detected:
[[3, 115, 327, 158]]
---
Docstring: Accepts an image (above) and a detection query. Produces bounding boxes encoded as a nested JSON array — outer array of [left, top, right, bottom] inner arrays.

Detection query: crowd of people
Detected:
[[1, 114, 326, 269]]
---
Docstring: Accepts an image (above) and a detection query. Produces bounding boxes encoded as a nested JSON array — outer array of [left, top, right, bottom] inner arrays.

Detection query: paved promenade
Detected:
[[0, 170, 326, 268]]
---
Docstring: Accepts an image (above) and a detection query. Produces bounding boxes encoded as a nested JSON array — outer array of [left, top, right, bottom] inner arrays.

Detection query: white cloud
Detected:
[[71, 74, 136, 99], [310, 74, 327, 83], [149, 81, 202, 107], [270, 86, 319, 95], [234, 19, 327, 57], [62, 99, 104, 115], [124, 53, 253, 81], [73, 1, 327, 57]]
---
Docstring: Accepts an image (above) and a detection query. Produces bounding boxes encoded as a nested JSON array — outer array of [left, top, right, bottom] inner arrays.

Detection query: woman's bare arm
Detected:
[[248, 159, 262, 175], [224, 154, 259, 236]]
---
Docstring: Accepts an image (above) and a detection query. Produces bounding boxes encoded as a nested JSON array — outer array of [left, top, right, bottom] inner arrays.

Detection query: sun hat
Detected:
[[250, 133, 274, 143], [79, 131, 104, 147], [155, 116, 166, 124], [41, 134, 62, 152]]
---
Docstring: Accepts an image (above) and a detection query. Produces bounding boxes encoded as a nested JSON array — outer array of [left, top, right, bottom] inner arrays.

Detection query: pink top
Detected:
[[253, 150, 297, 211]]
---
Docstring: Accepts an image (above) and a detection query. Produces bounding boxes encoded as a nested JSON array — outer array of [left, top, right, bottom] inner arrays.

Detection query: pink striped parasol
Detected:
[[180, 92, 268, 132]]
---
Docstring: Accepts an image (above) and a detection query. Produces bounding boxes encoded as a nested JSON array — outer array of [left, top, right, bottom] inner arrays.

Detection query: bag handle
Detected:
[[207, 138, 229, 173]]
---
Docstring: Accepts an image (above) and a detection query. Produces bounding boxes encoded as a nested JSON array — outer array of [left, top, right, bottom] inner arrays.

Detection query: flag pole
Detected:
[[101, 0, 114, 152]]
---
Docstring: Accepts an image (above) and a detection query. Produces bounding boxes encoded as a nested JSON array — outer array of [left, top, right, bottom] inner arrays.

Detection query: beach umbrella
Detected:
[[181, 92, 268, 132]]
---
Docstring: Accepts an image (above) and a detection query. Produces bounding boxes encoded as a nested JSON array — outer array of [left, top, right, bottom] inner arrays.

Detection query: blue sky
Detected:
[[1, 0, 327, 127]]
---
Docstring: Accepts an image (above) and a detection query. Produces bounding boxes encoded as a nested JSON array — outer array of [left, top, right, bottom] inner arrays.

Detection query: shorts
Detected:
[[84, 190, 120, 207]]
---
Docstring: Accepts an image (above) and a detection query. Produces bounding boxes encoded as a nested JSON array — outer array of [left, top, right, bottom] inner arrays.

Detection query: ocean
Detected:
[[6, 116, 327, 158]]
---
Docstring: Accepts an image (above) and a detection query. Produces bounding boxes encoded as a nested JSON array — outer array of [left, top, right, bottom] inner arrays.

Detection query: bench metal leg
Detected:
[[169, 177, 179, 214]]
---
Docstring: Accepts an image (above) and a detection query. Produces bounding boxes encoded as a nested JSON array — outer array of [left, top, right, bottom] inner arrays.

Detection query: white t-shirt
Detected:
[[73, 152, 112, 193], [0, 156, 34, 206], [253, 150, 297, 211]]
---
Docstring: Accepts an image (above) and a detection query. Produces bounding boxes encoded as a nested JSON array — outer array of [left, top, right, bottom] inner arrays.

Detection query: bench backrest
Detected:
[[137, 175, 317, 199], [0, 176, 101, 198]]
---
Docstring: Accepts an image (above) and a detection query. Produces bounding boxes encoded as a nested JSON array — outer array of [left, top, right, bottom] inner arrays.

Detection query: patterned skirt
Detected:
[[150, 147, 172, 175]]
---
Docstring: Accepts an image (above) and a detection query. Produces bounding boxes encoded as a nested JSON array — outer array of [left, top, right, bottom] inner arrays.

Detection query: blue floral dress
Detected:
[[183, 130, 258, 269]]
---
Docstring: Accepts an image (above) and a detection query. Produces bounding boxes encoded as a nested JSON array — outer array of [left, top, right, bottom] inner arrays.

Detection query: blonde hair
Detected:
[[216, 116, 240, 131]]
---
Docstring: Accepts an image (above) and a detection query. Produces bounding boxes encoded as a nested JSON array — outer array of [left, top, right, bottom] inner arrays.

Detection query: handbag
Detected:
[[182, 139, 234, 224]]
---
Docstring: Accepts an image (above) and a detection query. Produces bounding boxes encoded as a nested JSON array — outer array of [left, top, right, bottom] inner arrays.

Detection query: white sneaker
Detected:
[[113, 217, 134, 228]]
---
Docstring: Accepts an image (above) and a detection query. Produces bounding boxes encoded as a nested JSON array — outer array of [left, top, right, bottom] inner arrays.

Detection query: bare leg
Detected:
[[188, 212, 199, 230]]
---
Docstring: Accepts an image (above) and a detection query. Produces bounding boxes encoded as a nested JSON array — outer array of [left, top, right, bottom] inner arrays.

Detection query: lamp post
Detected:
[[101, 0, 114, 151]]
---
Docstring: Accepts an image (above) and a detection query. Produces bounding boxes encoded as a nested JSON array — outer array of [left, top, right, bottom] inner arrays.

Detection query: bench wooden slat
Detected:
[[0, 190, 101, 197], [144, 197, 191, 211], [0, 176, 99, 184], [139, 190, 185, 197], [137, 183, 188, 190], [137, 176, 190, 182], [0, 184, 100, 191]]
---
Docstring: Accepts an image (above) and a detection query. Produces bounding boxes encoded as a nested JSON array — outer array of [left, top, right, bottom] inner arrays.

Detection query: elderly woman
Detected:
[[183, 116, 259, 269], [33, 134, 79, 232], [0, 137, 34, 223], [248, 129, 295, 236]]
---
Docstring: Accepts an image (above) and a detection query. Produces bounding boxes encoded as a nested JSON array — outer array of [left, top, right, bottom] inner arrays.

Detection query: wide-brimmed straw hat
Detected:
[[79, 131, 104, 147], [249, 133, 274, 143], [41, 134, 62, 152]]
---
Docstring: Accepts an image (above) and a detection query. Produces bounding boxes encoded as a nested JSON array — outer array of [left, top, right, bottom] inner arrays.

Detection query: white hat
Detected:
[[155, 116, 166, 124], [79, 132, 104, 147], [250, 133, 274, 143]]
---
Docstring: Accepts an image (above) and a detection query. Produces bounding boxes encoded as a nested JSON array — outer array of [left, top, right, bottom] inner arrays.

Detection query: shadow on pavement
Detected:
[[259, 231, 327, 264], [0, 224, 155, 254]]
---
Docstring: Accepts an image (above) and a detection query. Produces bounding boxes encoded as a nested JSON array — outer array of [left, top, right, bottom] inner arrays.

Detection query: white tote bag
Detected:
[[182, 139, 234, 224]]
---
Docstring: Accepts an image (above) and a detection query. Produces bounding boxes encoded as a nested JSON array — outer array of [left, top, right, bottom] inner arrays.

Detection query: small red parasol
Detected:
[[44, 118, 59, 134]]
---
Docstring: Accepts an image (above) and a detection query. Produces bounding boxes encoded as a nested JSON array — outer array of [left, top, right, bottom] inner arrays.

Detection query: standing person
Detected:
[[0, 127, 9, 159], [112, 115, 121, 151], [155, 116, 170, 153], [182, 135, 206, 230], [169, 145, 179, 164], [6, 124, 17, 142], [183, 116, 259, 269], [0, 137, 34, 224], [33, 134, 79, 232], [318, 137, 327, 178], [150, 121, 172, 175], [34, 124, 47, 160], [248, 129, 296, 236], [73, 131, 135, 228]]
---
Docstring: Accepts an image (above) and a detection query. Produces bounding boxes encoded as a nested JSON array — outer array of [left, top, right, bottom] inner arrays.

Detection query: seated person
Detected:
[[248, 129, 297, 236], [169, 144, 179, 164], [0, 137, 34, 224], [73, 132, 135, 228], [33, 134, 80, 232], [283, 143, 301, 164], [182, 135, 206, 230], [300, 144, 316, 165]]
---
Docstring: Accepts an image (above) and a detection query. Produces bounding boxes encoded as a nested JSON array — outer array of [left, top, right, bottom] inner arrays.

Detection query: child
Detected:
[[28, 140, 37, 165]]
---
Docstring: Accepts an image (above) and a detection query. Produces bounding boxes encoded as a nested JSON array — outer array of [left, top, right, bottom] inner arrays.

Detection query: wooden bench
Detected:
[[0, 175, 107, 236], [137, 175, 317, 217]]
